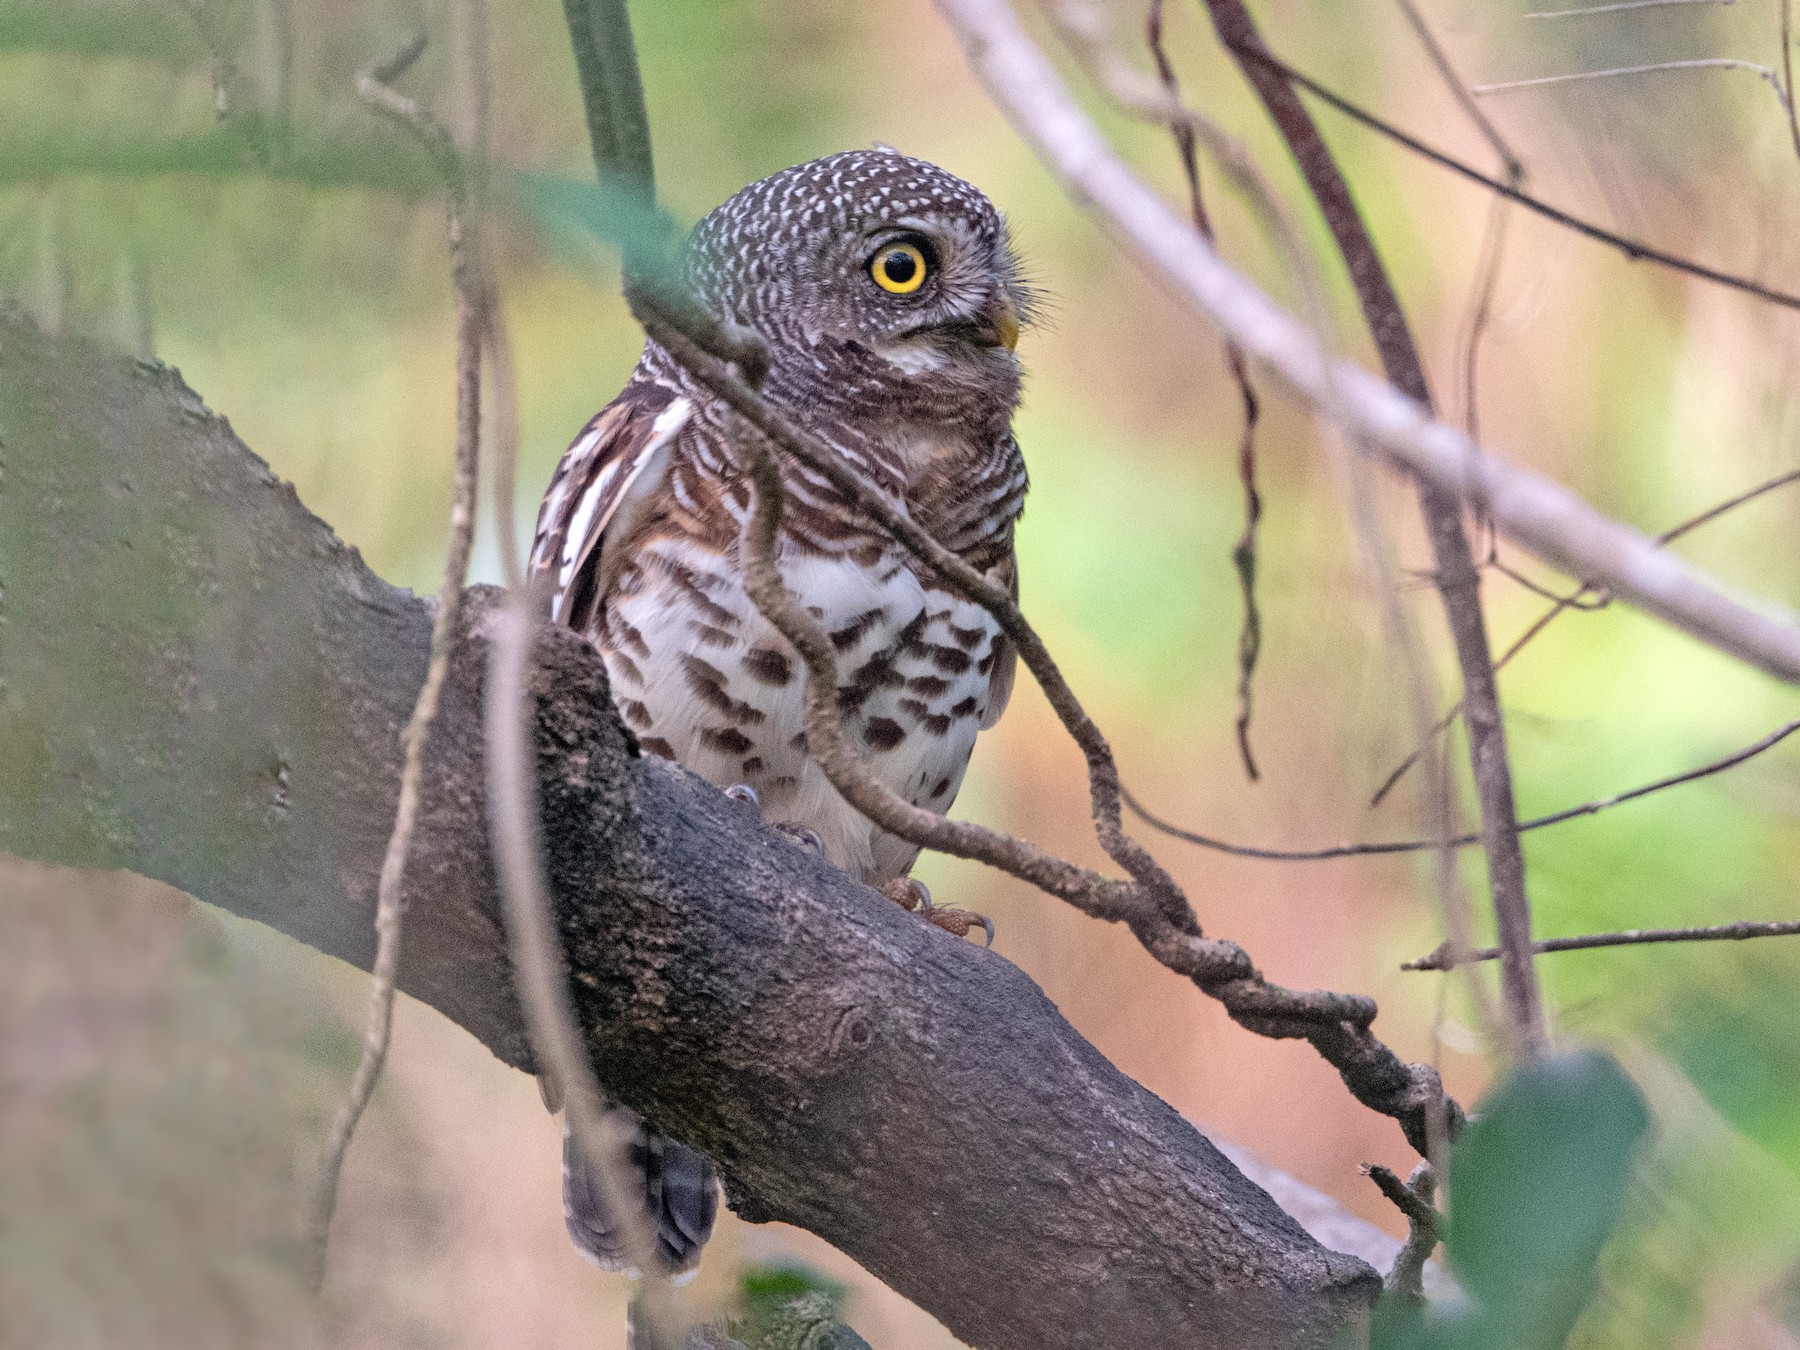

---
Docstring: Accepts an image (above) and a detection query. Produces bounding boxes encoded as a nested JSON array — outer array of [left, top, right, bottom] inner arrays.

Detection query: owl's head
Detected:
[[681, 150, 1033, 424]]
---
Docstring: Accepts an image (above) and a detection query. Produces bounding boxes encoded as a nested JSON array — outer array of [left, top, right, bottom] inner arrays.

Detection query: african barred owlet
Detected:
[[529, 149, 1031, 1277]]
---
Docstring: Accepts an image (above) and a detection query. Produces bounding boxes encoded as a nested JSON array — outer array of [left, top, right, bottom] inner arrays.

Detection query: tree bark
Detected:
[[0, 314, 1378, 1350]]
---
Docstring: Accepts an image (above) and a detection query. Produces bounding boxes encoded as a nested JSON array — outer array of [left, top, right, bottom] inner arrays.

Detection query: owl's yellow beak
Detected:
[[987, 294, 1021, 351]]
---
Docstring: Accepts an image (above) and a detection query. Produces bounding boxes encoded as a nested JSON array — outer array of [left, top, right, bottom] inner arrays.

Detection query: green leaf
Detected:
[[737, 1260, 849, 1325], [512, 168, 678, 271], [1446, 1050, 1650, 1349]]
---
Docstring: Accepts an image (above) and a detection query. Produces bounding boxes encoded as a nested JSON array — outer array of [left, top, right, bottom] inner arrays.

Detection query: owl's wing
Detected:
[[980, 553, 1018, 730], [531, 381, 692, 631]]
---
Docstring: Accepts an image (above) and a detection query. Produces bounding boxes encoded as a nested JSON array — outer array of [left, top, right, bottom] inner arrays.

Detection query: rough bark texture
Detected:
[[0, 314, 1379, 1350]]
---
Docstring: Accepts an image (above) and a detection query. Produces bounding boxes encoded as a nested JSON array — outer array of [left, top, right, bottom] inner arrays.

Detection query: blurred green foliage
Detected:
[[1374, 1052, 1650, 1350]]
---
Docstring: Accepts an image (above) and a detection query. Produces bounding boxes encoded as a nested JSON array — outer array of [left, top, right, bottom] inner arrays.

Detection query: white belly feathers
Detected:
[[602, 535, 1002, 885]]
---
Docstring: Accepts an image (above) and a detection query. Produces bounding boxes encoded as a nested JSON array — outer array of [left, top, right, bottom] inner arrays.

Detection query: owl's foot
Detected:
[[879, 878, 994, 947], [727, 784, 827, 858]]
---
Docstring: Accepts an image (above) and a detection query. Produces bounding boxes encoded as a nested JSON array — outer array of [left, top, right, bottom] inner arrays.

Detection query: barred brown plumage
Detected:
[[529, 148, 1032, 1277]]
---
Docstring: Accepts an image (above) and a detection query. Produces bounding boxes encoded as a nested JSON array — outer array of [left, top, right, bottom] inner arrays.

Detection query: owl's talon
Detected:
[[879, 878, 994, 947], [927, 906, 996, 947], [725, 783, 761, 811], [773, 821, 824, 856], [881, 876, 929, 913]]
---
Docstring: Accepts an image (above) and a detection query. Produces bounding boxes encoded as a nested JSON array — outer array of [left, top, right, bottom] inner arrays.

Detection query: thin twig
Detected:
[[518, 8, 693, 1341], [1126, 716, 1800, 860], [1395, 0, 1525, 466], [1781, 0, 1800, 162], [485, 583, 680, 1342], [1473, 60, 1794, 120], [1405, 919, 1800, 970], [1046, 0, 1317, 280], [1200, 0, 1548, 1058], [1145, 0, 1265, 783], [304, 33, 482, 1292], [1370, 468, 1800, 806], [1233, 44, 1800, 313], [1395, 0, 1521, 176], [1527, 0, 1734, 16], [1365, 1162, 1439, 1303]]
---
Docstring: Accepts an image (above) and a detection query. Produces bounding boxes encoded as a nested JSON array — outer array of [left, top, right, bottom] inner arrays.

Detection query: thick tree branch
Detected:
[[0, 317, 1381, 1349]]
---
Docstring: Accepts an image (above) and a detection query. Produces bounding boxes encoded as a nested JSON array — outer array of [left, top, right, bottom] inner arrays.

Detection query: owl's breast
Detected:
[[594, 531, 1004, 884]]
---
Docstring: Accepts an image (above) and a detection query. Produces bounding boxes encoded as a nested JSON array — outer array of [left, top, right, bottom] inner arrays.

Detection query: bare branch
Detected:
[[931, 0, 1800, 682], [1364, 1162, 1440, 1303], [1145, 0, 1265, 783], [1127, 716, 1800, 861], [1405, 919, 1800, 970], [0, 313, 1388, 1350], [1527, 0, 1734, 15], [1474, 60, 1793, 119], [1372, 468, 1800, 806], [1238, 45, 1800, 312], [305, 33, 483, 1291], [561, 0, 656, 200]]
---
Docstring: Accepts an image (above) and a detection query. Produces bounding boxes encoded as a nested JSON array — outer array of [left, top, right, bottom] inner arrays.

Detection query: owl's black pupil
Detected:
[[883, 249, 918, 284]]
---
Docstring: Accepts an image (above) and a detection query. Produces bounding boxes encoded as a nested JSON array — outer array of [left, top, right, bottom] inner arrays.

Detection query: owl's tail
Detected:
[[561, 1109, 720, 1279]]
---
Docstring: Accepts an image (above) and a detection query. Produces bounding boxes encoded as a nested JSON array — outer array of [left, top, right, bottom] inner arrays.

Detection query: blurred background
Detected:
[[2, 0, 1799, 1344]]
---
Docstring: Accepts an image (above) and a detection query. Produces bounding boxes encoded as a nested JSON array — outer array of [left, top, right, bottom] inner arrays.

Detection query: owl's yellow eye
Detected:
[[870, 241, 929, 294]]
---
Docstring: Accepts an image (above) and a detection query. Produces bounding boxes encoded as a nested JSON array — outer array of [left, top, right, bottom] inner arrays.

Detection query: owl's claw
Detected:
[[725, 783, 761, 810], [772, 822, 825, 856], [879, 878, 994, 947]]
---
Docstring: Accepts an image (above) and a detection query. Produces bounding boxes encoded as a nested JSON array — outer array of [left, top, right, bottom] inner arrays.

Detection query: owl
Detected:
[[530, 149, 1031, 1277]]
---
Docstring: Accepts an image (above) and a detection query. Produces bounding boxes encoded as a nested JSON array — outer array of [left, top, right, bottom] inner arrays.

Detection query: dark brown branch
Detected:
[[1201, 0, 1547, 1057], [1125, 716, 1800, 860], [1405, 920, 1800, 971], [0, 315, 1387, 1350], [1363, 1162, 1439, 1303], [1233, 44, 1800, 312], [1147, 0, 1265, 784]]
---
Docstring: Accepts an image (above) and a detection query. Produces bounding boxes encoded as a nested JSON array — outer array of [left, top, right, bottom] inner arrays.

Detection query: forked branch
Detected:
[[1406, 919, 1800, 971]]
